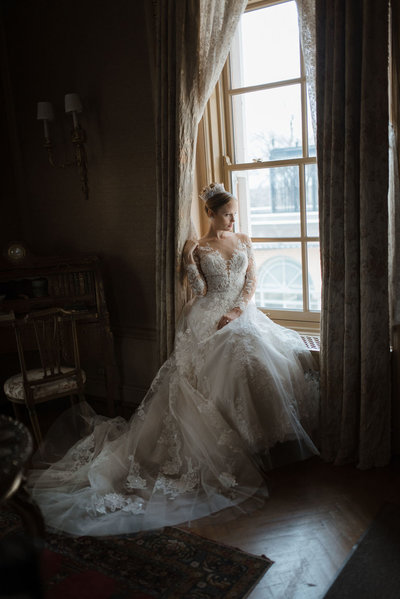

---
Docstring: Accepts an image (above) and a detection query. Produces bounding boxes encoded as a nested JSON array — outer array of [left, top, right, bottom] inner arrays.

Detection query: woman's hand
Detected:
[[217, 308, 242, 330], [183, 239, 199, 265]]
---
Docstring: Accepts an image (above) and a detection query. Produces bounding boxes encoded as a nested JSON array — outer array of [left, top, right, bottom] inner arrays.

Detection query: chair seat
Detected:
[[4, 367, 86, 402]]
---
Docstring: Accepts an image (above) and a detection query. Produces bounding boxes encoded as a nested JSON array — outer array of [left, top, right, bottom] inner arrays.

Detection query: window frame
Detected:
[[193, 0, 320, 334], [223, 0, 320, 333]]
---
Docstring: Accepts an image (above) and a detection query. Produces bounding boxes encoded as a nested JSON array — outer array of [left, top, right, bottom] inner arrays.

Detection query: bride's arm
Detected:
[[183, 240, 207, 296], [233, 235, 257, 312], [217, 235, 256, 329]]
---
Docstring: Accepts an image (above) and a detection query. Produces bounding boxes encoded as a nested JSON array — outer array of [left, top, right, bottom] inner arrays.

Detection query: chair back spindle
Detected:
[[4, 308, 86, 446]]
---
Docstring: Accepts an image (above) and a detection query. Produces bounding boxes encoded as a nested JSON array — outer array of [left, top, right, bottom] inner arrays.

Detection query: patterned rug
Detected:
[[0, 509, 273, 598]]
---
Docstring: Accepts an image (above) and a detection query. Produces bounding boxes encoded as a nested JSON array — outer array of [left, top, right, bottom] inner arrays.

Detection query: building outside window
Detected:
[[221, 0, 320, 332]]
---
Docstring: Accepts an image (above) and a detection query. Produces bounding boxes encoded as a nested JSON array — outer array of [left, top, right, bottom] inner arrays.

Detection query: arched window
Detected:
[[255, 256, 316, 310]]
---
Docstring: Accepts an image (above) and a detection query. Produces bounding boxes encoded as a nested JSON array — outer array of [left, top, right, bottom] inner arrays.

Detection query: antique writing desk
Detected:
[[0, 245, 119, 416]]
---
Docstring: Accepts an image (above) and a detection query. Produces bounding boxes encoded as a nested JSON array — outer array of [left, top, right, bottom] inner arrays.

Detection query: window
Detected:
[[196, 0, 320, 332], [256, 256, 304, 310]]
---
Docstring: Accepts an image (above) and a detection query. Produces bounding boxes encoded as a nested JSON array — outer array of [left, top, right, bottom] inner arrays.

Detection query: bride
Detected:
[[29, 182, 319, 536]]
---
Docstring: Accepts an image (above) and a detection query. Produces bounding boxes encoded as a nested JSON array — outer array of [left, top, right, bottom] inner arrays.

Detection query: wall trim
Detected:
[[85, 375, 148, 408], [112, 325, 157, 341]]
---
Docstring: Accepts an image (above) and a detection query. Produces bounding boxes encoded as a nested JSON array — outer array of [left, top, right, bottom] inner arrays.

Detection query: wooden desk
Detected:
[[0, 251, 120, 416]]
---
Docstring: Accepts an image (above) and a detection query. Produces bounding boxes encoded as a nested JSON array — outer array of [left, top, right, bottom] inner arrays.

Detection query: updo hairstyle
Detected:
[[204, 191, 234, 216]]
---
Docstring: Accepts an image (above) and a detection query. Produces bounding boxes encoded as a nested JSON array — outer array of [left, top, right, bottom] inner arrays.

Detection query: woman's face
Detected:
[[210, 199, 238, 232]]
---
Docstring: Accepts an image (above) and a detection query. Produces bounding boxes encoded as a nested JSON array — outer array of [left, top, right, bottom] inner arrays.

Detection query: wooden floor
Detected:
[[185, 456, 400, 599], [4, 400, 400, 597]]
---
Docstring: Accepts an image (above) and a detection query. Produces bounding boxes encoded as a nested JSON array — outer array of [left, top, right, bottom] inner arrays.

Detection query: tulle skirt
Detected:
[[28, 302, 319, 536]]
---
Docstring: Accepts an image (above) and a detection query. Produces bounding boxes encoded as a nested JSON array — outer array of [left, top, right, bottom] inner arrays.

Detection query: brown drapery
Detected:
[[316, 0, 391, 468], [146, 0, 247, 365], [389, 0, 400, 454]]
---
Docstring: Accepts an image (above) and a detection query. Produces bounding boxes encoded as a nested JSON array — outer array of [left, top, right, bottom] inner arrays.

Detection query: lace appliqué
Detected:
[[157, 413, 183, 475], [233, 395, 264, 448], [218, 472, 238, 488], [304, 368, 320, 386], [37, 432, 95, 482], [183, 239, 252, 340], [193, 239, 257, 327], [92, 493, 145, 515], [68, 433, 95, 472], [154, 458, 200, 499], [186, 263, 206, 296], [136, 404, 146, 421], [193, 375, 242, 454], [197, 243, 246, 297], [234, 240, 257, 312], [174, 328, 197, 382], [125, 458, 147, 490], [147, 359, 173, 397], [217, 429, 238, 450]]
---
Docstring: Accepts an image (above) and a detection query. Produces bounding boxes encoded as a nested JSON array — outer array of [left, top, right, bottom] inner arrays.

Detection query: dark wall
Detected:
[[0, 16, 22, 243], [1, 0, 158, 405]]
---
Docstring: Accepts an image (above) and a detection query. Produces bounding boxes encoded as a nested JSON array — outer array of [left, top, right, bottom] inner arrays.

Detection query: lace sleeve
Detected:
[[186, 253, 207, 296], [234, 238, 257, 311]]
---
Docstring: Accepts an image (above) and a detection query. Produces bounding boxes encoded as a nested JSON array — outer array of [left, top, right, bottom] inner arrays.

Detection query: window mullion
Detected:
[[217, 0, 320, 330], [300, 40, 310, 313], [250, 236, 319, 243], [226, 157, 316, 170], [299, 164, 309, 312], [229, 77, 305, 96], [300, 49, 309, 159], [222, 63, 234, 173]]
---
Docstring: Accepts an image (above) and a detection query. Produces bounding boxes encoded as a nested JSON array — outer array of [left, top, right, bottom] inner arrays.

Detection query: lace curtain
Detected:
[[315, 0, 391, 468], [295, 0, 316, 135], [146, 0, 247, 364]]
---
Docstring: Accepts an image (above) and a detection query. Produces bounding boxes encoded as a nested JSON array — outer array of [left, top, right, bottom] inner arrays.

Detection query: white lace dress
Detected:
[[29, 238, 319, 536]]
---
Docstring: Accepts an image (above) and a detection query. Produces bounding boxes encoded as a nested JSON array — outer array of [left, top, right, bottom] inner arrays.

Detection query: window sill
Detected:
[[259, 307, 321, 368], [260, 310, 320, 336]]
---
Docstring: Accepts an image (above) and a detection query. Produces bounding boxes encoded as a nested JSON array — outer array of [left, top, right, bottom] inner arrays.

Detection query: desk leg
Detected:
[[101, 323, 121, 416]]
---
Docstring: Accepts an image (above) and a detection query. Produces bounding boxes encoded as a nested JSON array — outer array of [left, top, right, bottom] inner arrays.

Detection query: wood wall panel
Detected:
[[1, 0, 159, 396]]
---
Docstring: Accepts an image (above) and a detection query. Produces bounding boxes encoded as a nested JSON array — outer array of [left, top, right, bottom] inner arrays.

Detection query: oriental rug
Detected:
[[0, 509, 273, 598]]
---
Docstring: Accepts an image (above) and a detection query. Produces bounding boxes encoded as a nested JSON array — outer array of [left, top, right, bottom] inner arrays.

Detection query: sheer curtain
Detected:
[[146, 0, 247, 364], [295, 0, 316, 134]]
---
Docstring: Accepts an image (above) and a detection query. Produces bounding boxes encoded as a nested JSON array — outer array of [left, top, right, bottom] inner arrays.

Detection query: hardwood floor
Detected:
[[185, 456, 400, 598], [4, 400, 399, 597]]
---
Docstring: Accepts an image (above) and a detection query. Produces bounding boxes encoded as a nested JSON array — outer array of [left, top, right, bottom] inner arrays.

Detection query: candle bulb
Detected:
[[64, 93, 82, 113], [37, 101, 54, 139], [37, 101, 54, 120], [65, 94, 82, 130]]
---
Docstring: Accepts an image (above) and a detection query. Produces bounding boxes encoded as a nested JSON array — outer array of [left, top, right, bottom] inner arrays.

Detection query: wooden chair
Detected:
[[3, 308, 86, 446]]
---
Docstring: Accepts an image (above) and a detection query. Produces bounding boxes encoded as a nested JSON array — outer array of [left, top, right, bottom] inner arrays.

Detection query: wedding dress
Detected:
[[29, 237, 319, 536]]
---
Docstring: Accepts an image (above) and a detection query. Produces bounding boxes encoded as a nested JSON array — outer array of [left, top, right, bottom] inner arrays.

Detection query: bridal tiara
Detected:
[[199, 182, 230, 202]]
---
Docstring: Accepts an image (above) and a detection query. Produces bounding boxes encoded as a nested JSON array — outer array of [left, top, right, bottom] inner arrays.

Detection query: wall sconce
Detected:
[[37, 93, 89, 200]]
